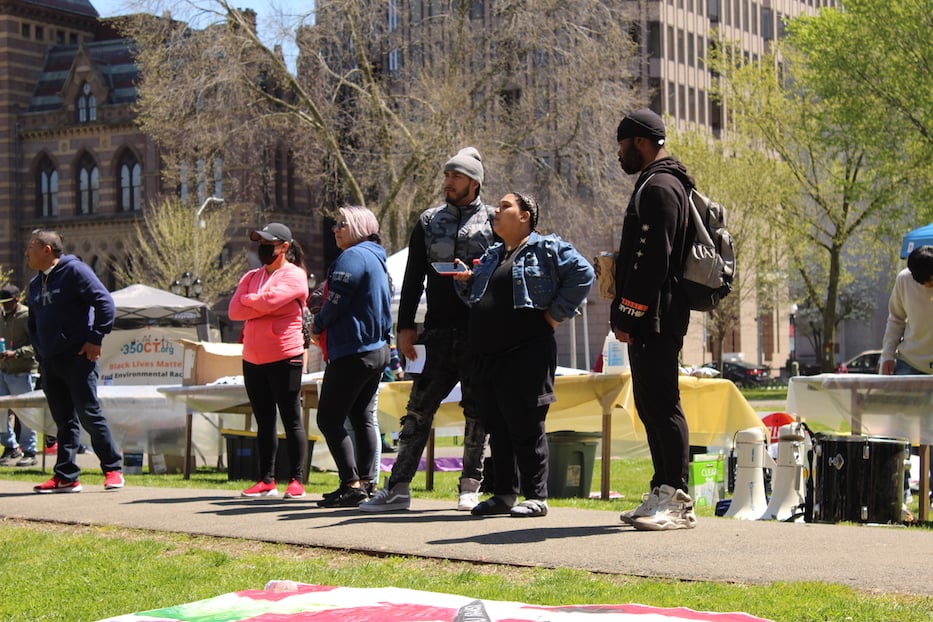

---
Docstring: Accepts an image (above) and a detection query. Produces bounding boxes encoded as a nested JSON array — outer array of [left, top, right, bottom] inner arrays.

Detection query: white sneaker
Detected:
[[457, 478, 482, 511], [620, 487, 660, 525], [632, 484, 697, 531], [359, 480, 410, 512], [458, 491, 480, 511]]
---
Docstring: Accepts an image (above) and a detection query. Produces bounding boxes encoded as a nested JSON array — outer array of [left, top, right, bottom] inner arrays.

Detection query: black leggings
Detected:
[[243, 356, 306, 483], [317, 347, 389, 484]]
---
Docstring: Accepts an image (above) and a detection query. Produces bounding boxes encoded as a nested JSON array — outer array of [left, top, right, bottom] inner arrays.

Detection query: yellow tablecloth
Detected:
[[377, 372, 764, 498], [378, 373, 762, 449]]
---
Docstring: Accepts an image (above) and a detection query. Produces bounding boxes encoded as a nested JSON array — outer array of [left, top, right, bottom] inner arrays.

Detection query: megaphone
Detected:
[[725, 426, 775, 520], [761, 422, 810, 521]]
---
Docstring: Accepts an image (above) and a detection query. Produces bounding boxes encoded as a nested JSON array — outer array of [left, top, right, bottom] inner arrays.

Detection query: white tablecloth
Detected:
[[0, 386, 220, 457], [786, 374, 933, 443]]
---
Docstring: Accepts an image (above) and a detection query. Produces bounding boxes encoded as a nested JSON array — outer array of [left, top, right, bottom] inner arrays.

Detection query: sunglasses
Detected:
[[332, 221, 349, 232]]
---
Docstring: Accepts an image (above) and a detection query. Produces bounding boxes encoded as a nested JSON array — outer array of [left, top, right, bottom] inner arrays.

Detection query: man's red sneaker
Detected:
[[241, 480, 277, 497], [104, 471, 125, 490], [284, 479, 305, 499], [44, 443, 58, 455], [34, 476, 82, 494]]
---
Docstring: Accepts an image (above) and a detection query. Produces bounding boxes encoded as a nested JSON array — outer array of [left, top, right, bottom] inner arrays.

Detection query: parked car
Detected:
[[838, 349, 882, 374], [702, 360, 771, 387]]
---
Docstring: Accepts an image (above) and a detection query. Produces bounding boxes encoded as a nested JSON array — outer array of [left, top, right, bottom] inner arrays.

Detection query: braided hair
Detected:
[[511, 191, 539, 231]]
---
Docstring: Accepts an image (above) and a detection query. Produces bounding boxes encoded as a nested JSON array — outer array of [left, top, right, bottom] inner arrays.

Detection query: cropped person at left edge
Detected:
[[229, 223, 309, 500], [26, 229, 124, 493]]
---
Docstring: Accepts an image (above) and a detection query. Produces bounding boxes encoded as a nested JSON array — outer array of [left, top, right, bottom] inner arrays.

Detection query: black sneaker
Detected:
[[15, 453, 37, 467], [317, 486, 368, 508], [0, 448, 24, 466]]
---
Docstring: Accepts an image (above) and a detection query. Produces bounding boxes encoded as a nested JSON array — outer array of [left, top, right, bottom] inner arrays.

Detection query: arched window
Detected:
[[35, 157, 59, 217], [76, 153, 99, 214], [77, 82, 96, 123], [118, 150, 142, 212]]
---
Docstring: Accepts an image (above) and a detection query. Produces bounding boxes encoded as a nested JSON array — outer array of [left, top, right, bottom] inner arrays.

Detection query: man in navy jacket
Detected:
[[26, 229, 123, 494]]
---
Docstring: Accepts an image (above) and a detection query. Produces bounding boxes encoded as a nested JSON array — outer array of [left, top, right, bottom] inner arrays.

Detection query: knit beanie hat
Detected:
[[444, 147, 484, 187], [616, 108, 666, 146]]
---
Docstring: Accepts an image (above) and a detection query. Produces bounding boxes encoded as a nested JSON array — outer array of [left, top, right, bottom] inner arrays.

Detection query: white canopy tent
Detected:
[[102, 285, 215, 386], [111, 284, 211, 340], [386, 247, 426, 325]]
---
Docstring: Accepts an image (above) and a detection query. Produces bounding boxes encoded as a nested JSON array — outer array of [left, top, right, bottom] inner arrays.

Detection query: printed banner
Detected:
[[101, 327, 196, 385], [98, 582, 773, 622]]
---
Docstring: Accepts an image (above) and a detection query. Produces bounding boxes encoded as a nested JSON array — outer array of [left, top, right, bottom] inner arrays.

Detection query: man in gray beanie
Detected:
[[361, 147, 496, 513], [444, 147, 485, 188]]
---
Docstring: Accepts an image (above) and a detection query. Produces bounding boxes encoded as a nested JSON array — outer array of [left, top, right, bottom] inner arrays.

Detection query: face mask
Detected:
[[257, 243, 279, 265]]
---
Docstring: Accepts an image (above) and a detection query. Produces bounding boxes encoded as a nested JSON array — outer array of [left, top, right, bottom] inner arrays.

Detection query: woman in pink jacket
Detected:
[[228, 223, 309, 499]]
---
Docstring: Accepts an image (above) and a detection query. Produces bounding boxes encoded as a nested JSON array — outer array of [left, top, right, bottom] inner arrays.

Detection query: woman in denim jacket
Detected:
[[455, 192, 593, 517]]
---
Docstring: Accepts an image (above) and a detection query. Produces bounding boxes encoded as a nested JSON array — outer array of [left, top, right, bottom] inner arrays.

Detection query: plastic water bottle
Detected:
[[0, 338, 6, 353]]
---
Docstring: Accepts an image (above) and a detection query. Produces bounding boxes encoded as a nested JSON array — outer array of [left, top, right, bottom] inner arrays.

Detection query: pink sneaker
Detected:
[[34, 476, 82, 494], [241, 480, 278, 497], [104, 471, 125, 490], [284, 479, 305, 499]]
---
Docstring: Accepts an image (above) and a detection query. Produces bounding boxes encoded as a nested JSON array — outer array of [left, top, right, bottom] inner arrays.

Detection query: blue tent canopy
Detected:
[[900, 222, 933, 258]]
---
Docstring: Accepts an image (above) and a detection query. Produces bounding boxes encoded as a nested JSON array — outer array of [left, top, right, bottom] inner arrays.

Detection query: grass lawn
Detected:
[[2, 458, 932, 621], [0, 384, 918, 621]]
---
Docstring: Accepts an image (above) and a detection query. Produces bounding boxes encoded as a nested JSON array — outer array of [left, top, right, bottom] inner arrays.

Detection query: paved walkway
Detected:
[[1, 480, 930, 597]]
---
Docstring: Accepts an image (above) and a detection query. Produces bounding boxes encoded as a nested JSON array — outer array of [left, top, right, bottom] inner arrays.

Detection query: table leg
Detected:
[[601, 408, 612, 500], [919, 444, 930, 522], [426, 428, 435, 491], [183, 409, 193, 480]]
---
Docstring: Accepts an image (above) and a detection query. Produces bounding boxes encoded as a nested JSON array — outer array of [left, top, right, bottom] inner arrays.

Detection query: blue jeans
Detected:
[[0, 371, 37, 454], [41, 353, 122, 482], [894, 358, 931, 499]]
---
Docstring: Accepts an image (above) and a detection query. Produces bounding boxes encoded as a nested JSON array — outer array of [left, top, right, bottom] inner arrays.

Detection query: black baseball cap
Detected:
[[249, 223, 292, 243]]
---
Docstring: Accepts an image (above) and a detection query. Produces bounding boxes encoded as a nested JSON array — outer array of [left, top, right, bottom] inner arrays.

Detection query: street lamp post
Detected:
[[789, 303, 799, 376], [195, 197, 224, 229], [171, 271, 203, 298]]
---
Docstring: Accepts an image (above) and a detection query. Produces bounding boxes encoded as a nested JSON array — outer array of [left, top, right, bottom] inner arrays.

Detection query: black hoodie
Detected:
[[610, 156, 693, 337]]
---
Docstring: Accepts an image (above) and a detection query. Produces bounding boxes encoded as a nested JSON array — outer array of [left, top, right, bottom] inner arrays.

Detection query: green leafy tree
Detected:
[[711, 40, 913, 371], [114, 197, 246, 306], [788, 0, 933, 224]]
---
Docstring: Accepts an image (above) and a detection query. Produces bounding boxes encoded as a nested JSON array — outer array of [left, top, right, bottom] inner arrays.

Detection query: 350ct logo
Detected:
[[120, 336, 175, 356]]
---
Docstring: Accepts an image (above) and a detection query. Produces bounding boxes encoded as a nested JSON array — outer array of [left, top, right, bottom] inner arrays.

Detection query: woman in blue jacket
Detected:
[[311, 206, 392, 507], [456, 192, 594, 517]]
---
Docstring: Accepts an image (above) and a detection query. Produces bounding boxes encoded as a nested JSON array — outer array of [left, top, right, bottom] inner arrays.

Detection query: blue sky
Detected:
[[92, 1, 309, 71]]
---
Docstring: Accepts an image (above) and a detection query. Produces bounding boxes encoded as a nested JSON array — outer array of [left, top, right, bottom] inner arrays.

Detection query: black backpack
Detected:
[[636, 174, 735, 311]]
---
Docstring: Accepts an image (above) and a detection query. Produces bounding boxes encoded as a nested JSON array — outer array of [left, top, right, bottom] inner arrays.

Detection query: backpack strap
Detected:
[[632, 173, 656, 219], [632, 171, 691, 272]]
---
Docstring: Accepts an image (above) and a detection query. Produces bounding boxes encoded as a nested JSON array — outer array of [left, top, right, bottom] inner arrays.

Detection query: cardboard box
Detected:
[[689, 453, 725, 508], [177, 339, 243, 386]]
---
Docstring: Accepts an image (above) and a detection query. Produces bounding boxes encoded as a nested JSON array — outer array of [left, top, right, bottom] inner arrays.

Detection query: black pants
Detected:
[[629, 332, 690, 492], [475, 337, 556, 500], [316, 347, 389, 484], [243, 356, 306, 483]]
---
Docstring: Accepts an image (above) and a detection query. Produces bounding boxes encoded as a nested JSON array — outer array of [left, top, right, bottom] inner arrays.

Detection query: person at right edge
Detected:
[[879, 245, 933, 508], [610, 109, 696, 531], [360, 147, 497, 513]]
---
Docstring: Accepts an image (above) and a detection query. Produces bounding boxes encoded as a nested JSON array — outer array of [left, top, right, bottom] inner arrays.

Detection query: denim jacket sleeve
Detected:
[[465, 233, 594, 322]]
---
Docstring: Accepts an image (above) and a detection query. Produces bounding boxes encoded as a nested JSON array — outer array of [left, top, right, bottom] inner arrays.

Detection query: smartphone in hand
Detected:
[[431, 262, 467, 276]]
